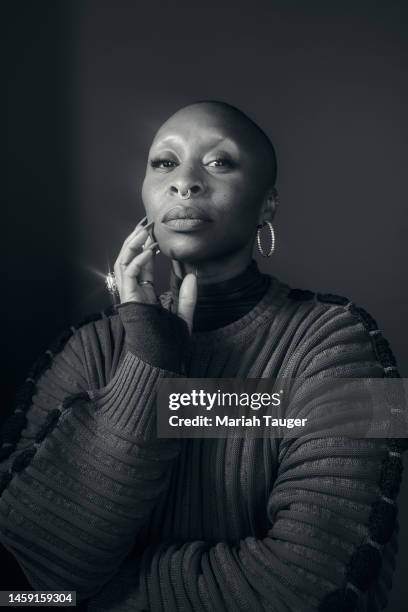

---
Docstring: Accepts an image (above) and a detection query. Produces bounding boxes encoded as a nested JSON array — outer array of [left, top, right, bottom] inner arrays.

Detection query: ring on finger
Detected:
[[105, 271, 119, 295]]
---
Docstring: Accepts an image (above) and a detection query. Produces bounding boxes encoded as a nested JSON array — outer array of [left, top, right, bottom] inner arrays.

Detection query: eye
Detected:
[[150, 158, 178, 170], [206, 157, 236, 169]]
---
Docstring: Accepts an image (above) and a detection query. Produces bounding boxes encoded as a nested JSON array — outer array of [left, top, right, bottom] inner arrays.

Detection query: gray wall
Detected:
[[72, 1, 408, 372]]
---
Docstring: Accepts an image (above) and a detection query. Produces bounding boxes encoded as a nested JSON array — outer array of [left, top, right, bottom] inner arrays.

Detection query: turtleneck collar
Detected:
[[169, 259, 271, 332]]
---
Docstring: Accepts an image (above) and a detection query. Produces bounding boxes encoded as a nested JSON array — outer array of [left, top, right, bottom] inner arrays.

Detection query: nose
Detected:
[[169, 167, 205, 198]]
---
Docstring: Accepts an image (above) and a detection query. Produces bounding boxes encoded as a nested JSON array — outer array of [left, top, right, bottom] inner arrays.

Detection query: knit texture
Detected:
[[169, 259, 271, 331], [115, 301, 190, 373], [0, 275, 405, 611]]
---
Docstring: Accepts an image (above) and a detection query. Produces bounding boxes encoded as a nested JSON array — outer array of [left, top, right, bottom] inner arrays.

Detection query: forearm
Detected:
[[0, 303, 190, 600], [87, 438, 400, 612]]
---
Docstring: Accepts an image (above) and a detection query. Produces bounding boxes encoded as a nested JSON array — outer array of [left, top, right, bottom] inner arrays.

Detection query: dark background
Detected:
[[4, 0, 408, 609]]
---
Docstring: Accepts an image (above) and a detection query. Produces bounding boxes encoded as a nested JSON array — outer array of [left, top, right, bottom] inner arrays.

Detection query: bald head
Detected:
[[143, 100, 279, 265], [152, 100, 277, 188]]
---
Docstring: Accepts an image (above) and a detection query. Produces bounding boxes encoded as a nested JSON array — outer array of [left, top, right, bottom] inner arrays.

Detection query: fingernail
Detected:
[[143, 240, 158, 251], [145, 220, 154, 230], [137, 215, 148, 227]]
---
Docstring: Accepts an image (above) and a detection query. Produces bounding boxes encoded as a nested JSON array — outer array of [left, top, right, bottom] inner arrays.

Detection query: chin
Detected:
[[164, 243, 211, 265], [159, 235, 214, 264]]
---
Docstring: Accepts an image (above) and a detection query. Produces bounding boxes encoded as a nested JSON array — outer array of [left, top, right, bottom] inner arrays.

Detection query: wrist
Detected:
[[116, 301, 189, 373]]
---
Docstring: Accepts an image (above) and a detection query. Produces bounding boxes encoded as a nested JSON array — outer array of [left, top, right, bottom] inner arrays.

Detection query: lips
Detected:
[[162, 205, 212, 223]]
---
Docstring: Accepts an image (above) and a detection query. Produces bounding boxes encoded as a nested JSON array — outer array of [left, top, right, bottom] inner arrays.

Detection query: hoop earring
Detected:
[[256, 221, 276, 257]]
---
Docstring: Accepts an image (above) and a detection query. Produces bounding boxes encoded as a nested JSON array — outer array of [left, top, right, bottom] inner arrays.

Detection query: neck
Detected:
[[170, 244, 254, 285], [169, 258, 271, 332]]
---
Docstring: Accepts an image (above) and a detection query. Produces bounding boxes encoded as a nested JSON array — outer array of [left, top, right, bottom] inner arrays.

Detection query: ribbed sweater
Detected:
[[0, 274, 405, 612], [169, 259, 271, 331]]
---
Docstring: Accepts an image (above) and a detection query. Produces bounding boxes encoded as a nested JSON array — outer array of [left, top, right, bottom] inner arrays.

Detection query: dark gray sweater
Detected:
[[0, 275, 405, 611]]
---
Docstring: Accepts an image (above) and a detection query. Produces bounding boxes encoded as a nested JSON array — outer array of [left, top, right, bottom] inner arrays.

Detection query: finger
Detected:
[[142, 230, 160, 257], [171, 259, 184, 278], [114, 234, 157, 279], [143, 224, 160, 252], [123, 220, 154, 248], [141, 232, 154, 250], [124, 244, 158, 279], [177, 273, 197, 335], [127, 215, 148, 240], [118, 228, 150, 266], [137, 215, 148, 227], [139, 240, 157, 283]]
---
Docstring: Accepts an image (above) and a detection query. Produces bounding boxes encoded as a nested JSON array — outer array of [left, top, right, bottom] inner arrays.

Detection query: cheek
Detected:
[[141, 178, 162, 219], [213, 179, 262, 226]]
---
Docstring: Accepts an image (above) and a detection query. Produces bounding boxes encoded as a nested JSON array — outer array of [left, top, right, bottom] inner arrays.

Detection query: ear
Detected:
[[257, 186, 279, 226]]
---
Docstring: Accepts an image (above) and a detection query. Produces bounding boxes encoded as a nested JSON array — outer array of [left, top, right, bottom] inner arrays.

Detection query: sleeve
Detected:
[[102, 300, 405, 612], [0, 302, 190, 601]]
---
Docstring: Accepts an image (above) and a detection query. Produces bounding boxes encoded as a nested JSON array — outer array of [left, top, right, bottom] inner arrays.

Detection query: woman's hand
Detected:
[[114, 219, 197, 334]]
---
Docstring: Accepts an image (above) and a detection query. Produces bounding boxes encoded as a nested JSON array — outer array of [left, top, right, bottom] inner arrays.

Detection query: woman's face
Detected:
[[142, 104, 273, 264]]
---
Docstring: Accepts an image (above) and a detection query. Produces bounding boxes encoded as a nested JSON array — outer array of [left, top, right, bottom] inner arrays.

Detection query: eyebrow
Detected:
[[152, 135, 240, 154]]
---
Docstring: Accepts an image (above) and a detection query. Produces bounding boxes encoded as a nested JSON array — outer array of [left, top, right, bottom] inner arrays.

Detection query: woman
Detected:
[[0, 101, 405, 611]]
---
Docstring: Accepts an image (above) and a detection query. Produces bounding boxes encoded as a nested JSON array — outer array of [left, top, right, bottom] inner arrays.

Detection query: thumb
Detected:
[[177, 273, 197, 335]]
